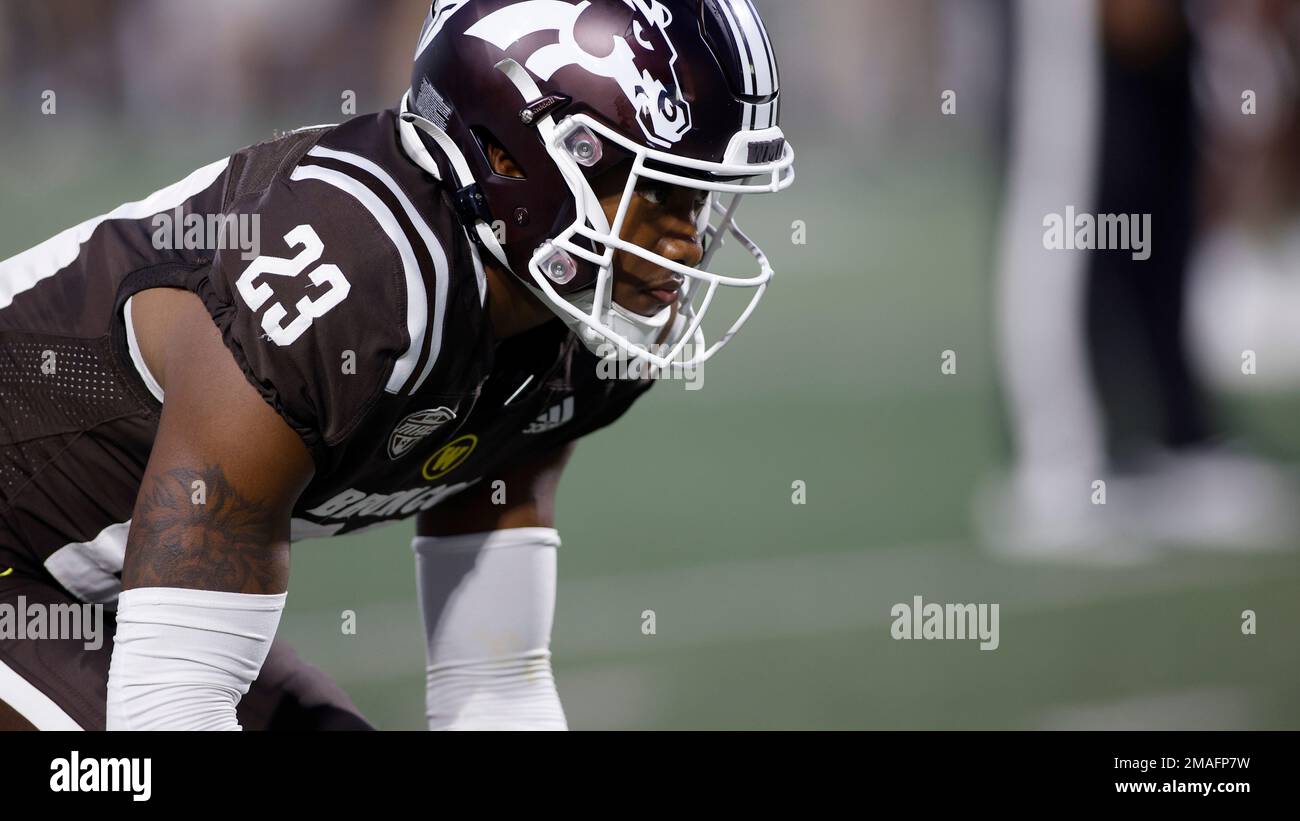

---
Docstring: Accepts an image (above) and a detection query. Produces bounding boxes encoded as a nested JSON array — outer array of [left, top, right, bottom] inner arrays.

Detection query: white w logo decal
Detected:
[[466, 0, 692, 147]]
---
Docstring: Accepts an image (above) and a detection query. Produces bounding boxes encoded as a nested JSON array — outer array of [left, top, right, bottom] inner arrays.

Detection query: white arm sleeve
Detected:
[[105, 587, 285, 731], [412, 527, 567, 730]]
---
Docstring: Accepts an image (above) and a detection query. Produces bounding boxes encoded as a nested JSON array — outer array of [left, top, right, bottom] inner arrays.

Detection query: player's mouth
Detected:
[[642, 279, 682, 306]]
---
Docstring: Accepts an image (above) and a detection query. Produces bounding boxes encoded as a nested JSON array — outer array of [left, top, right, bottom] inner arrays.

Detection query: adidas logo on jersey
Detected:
[[524, 396, 575, 434]]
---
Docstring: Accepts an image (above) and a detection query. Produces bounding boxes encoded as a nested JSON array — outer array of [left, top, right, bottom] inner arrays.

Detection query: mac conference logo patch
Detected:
[[422, 435, 478, 481], [389, 407, 457, 460]]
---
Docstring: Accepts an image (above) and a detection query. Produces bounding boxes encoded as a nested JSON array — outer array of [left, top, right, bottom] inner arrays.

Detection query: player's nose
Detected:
[[655, 216, 704, 269], [657, 234, 703, 269]]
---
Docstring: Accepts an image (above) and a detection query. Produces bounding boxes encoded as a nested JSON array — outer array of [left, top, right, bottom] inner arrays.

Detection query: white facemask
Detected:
[[400, 58, 795, 371]]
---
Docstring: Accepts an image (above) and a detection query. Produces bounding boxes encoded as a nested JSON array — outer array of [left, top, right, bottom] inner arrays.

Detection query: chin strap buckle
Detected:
[[452, 184, 494, 235]]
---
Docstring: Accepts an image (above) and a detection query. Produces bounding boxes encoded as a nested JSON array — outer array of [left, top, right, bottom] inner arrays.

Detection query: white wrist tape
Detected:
[[106, 586, 286, 731], [413, 527, 567, 730]]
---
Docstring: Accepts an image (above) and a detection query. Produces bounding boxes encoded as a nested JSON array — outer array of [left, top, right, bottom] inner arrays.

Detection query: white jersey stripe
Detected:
[[0, 158, 229, 311], [124, 295, 165, 403], [289, 163, 429, 395], [305, 145, 449, 394], [43, 520, 131, 607], [0, 658, 83, 730]]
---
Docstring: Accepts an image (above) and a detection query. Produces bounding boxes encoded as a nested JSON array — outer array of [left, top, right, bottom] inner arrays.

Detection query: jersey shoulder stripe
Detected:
[[287, 160, 431, 396], [300, 144, 451, 396], [0, 158, 229, 311]]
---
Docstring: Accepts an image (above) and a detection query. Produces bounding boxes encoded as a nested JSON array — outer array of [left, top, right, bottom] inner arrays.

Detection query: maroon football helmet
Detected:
[[399, 0, 795, 368]]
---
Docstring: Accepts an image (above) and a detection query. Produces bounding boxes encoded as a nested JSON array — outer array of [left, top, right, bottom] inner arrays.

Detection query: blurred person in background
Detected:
[[979, 0, 1300, 560], [1187, 0, 1300, 392]]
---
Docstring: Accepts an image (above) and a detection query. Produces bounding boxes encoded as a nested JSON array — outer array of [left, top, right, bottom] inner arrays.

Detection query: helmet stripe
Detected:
[[731, 0, 772, 98], [741, 0, 779, 93], [713, 0, 756, 98], [415, 0, 470, 61], [712, 0, 759, 129], [741, 0, 779, 127]]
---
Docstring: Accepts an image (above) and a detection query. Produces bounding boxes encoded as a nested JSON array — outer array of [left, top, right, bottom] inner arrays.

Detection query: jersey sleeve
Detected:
[[195, 173, 411, 470]]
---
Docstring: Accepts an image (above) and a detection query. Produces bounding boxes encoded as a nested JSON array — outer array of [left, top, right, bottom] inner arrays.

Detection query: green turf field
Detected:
[[3, 121, 1297, 730]]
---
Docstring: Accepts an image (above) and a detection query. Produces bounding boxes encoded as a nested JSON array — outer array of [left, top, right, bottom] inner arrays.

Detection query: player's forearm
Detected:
[[413, 527, 568, 730], [109, 461, 295, 731], [106, 587, 286, 731], [121, 463, 291, 594]]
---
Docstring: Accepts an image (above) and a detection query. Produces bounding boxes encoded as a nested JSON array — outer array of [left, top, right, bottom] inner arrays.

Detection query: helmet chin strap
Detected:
[[397, 92, 443, 183], [399, 92, 513, 274]]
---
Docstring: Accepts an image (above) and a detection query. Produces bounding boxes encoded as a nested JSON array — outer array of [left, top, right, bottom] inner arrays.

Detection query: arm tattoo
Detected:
[[123, 464, 287, 593]]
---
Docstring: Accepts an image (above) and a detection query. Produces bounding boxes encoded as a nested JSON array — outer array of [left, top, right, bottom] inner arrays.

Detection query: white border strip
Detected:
[[0, 657, 85, 730]]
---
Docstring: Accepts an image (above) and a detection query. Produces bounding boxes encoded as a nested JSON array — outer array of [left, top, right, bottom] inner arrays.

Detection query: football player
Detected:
[[0, 0, 793, 730]]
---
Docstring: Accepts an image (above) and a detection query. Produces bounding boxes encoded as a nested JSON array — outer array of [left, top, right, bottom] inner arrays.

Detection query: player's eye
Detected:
[[637, 180, 670, 206], [637, 180, 708, 211]]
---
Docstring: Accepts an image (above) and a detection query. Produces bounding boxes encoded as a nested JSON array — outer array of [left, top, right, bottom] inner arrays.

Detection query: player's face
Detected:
[[597, 177, 708, 318], [488, 143, 707, 319]]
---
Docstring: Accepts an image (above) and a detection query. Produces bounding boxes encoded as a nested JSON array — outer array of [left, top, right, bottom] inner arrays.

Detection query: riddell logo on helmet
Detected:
[[466, 0, 692, 147]]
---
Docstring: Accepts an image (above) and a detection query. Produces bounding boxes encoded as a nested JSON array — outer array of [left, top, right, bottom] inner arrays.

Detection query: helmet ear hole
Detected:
[[474, 128, 526, 179]]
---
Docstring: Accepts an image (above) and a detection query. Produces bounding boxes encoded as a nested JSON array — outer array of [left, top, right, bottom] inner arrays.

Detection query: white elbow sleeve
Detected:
[[412, 527, 567, 731], [106, 587, 286, 731]]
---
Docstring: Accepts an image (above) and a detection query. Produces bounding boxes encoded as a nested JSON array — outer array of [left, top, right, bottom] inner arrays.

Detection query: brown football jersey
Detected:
[[0, 109, 652, 606]]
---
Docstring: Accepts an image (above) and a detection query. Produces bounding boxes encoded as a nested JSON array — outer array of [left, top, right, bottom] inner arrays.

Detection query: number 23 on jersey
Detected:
[[236, 224, 351, 346]]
